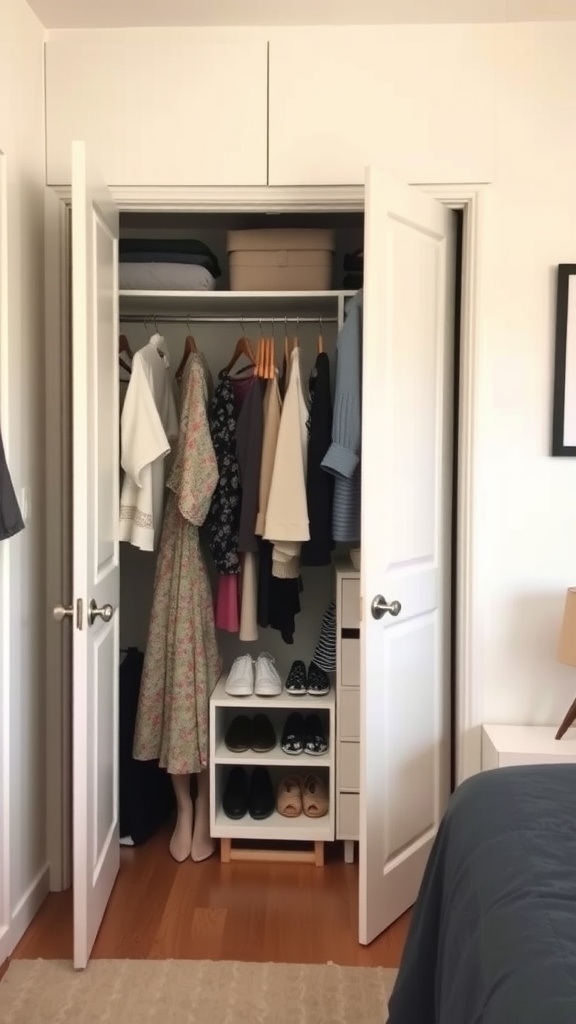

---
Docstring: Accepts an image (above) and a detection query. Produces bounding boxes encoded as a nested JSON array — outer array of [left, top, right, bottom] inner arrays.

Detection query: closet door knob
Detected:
[[88, 600, 115, 626], [53, 603, 74, 622], [371, 595, 402, 620]]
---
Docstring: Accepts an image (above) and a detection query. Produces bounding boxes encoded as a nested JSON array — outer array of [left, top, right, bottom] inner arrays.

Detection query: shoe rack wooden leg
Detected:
[[220, 838, 231, 864], [344, 840, 355, 864], [314, 841, 325, 867]]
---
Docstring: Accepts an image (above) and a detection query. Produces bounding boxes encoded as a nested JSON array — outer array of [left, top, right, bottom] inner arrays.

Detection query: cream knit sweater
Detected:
[[264, 347, 310, 577]]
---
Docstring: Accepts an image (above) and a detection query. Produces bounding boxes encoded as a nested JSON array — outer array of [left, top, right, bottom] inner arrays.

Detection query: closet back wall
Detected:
[[119, 321, 338, 675]]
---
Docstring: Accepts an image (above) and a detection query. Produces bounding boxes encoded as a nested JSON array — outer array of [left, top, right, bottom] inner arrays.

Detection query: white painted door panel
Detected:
[[360, 167, 454, 944], [268, 26, 496, 186], [71, 141, 120, 969], [46, 37, 268, 186]]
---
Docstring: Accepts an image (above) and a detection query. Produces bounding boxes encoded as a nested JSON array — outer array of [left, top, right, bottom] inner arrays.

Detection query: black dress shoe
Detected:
[[222, 767, 249, 819], [249, 767, 275, 820], [225, 715, 252, 752], [251, 713, 276, 753]]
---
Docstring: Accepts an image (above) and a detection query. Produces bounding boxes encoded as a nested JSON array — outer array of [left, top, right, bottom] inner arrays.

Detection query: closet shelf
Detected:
[[118, 289, 355, 318], [211, 675, 335, 710], [211, 807, 334, 842], [214, 741, 331, 768]]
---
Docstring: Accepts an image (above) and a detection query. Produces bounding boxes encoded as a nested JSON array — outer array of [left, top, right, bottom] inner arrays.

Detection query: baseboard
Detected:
[[0, 924, 9, 967], [0, 864, 50, 961]]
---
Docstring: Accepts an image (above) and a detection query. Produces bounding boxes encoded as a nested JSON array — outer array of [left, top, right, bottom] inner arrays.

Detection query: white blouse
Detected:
[[119, 334, 178, 551]]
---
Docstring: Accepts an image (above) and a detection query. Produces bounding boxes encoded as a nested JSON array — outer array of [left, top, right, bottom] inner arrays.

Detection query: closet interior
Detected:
[[118, 209, 364, 868]]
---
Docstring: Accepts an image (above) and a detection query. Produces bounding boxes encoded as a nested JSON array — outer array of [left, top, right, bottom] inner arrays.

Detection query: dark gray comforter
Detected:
[[388, 764, 576, 1024]]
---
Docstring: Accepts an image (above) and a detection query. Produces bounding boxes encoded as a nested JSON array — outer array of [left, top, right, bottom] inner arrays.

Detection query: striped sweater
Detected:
[[321, 289, 362, 543]]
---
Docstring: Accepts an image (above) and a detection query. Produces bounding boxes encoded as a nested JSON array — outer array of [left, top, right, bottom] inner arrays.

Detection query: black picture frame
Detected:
[[552, 264, 576, 456]]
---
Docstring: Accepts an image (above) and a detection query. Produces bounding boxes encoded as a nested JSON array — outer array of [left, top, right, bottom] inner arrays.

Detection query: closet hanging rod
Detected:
[[118, 314, 338, 325]]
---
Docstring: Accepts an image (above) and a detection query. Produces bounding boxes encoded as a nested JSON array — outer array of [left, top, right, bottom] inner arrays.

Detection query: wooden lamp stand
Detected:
[[556, 587, 576, 740]]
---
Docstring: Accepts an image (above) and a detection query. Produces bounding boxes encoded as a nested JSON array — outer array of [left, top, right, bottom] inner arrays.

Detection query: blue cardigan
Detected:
[[321, 289, 362, 543]]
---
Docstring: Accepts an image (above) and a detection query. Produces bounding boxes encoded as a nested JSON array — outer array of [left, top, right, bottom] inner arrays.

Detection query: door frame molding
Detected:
[[0, 149, 12, 962], [45, 181, 484, 889]]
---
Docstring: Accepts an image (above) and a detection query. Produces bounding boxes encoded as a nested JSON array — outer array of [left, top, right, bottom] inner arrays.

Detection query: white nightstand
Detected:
[[482, 724, 576, 770]]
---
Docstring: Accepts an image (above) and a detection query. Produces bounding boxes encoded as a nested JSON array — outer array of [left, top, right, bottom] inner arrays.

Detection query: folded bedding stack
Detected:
[[119, 238, 222, 291]]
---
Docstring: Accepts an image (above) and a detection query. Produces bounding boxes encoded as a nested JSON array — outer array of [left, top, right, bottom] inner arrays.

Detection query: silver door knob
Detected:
[[53, 603, 74, 622], [371, 595, 402, 619], [88, 600, 115, 626]]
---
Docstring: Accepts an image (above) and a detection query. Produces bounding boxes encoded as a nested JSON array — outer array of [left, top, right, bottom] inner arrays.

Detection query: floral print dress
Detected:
[[133, 354, 222, 775]]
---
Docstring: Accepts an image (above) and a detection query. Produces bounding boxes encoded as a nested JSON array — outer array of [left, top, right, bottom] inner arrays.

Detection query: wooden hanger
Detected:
[[224, 334, 256, 373], [175, 333, 198, 381], [256, 337, 265, 377], [119, 354, 132, 378], [119, 333, 133, 359], [317, 318, 324, 354], [267, 337, 276, 380]]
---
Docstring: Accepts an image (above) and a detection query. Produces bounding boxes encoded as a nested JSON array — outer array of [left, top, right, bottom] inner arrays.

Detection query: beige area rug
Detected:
[[0, 958, 397, 1023]]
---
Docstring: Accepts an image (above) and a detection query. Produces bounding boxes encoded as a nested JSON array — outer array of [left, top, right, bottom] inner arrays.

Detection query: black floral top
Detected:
[[206, 371, 241, 574]]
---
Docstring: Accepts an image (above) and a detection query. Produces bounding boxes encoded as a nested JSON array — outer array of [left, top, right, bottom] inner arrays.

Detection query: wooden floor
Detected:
[[12, 828, 410, 966]]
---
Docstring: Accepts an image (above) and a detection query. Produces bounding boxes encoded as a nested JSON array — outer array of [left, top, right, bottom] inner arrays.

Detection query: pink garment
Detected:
[[214, 364, 255, 633], [215, 569, 241, 632]]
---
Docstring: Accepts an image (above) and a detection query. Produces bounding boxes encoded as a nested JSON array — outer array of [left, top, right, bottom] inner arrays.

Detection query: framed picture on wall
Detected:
[[552, 264, 576, 456]]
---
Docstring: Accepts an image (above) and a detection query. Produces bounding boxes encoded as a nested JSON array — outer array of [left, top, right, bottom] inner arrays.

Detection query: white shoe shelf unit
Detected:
[[209, 676, 335, 866]]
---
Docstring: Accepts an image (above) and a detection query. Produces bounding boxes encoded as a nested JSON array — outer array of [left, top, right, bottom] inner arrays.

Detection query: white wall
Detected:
[[0, 0, 47, 962], [40, 23, 576, 736], [474, 23, 576, 727]]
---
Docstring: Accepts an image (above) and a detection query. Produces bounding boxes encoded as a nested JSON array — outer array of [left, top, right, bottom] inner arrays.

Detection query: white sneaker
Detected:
[[254, 653, 283, 697], [225, 655, 254, 697]]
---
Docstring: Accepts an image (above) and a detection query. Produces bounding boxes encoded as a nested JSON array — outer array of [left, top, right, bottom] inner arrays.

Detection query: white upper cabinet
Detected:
[[45, 34, 268, 186], [268, 26, 497, 186]]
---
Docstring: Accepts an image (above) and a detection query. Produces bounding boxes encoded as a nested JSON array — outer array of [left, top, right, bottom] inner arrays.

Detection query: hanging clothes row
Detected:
[[117, 293, 363, 647]]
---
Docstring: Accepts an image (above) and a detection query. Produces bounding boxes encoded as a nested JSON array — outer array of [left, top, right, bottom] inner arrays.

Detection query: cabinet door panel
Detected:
[[340, 741, 360, 790], [46, 37, 268, 186], [269, 26, 496, 186], [338, 794, 360, 840], [339, 690, 360, 741]]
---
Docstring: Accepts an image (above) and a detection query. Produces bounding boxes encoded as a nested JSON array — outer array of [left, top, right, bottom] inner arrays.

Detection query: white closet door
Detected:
[[71, 141, 120, 969], [360, 167, 455, 944]]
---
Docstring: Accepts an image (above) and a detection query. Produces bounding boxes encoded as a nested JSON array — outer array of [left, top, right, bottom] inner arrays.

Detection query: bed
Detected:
[[387, 764, 576, 1024]]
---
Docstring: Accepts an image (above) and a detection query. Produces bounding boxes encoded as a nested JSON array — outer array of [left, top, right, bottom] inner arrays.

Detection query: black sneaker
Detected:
[[307, 661, 330, 696], [304, 714, 328, 756], [281, 712, 305, 755], [285, 659, 307, 696]]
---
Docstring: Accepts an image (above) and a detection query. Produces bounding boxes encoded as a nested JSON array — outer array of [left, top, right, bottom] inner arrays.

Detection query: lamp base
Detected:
[[555, 696, 576, 739]]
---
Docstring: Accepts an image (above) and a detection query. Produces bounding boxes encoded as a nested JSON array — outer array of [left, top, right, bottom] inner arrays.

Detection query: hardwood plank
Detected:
[[12, 832, 411, 967]]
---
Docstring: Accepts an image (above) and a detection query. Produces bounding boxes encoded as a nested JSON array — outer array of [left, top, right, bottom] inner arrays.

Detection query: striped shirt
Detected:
[[321, 290, 362, 543]]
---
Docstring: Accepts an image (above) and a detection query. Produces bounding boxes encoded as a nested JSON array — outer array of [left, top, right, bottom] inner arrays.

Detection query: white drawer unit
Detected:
[[339, 741, 360, 790], [338, 793, 360, 841], [335, 562, 361, 862], [482, 724, 576, 770]]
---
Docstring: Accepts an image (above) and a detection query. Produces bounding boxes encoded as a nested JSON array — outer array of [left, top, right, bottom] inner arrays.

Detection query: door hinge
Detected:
[[76, 597, 83, 631]]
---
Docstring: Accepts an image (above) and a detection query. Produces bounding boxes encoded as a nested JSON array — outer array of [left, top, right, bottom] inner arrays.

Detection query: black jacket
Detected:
[[302, 352, 334, 566]]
